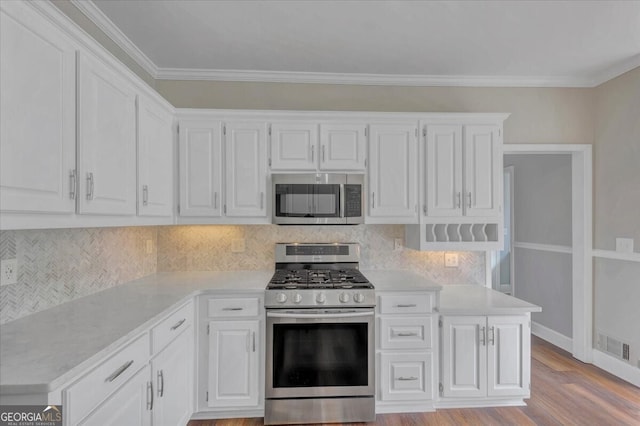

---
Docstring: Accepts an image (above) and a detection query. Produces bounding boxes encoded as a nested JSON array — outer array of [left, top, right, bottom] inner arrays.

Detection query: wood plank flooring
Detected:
[[189, 337, 640, 426]]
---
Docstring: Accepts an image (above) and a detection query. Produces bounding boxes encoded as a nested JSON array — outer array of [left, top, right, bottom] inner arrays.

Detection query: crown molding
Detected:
[[589, 54, 640, 87], [154, 68, 598, 88], [69, 0, 158, 78]]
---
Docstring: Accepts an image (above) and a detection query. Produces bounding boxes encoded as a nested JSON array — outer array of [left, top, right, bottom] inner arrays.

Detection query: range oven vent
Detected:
[[597, 331, 630, 361]]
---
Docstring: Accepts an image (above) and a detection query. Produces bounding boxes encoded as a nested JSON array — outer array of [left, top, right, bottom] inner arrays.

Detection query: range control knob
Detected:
[[276, 293, 288, 303], [293, 293, 303, 304], [316, 293, 326, 304], [339, 292, 350, 303], [354, 293, 365, 303]]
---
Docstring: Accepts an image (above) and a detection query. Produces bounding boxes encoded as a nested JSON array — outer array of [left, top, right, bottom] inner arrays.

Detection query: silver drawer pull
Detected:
[[396, 332, 418, 337], [105, 360, 134, 382], [397, 376, 419, 381], [170, 318, 186, 331], [146, 381, 153, 410], [395, 304, 417, 308], [222, 307, 243, 311]]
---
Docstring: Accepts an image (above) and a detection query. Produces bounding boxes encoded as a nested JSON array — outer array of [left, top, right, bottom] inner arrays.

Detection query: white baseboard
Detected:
[[531, 321, 573, 353], [592, 349, 640, 388]]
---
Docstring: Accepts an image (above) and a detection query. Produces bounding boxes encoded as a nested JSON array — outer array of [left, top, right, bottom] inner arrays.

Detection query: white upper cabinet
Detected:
[[425, 124, 501, 218], [179, 121, 223, 217], [319, 123, 367, 171], [138, 96, 174, 217], [367, 124, 418, 222], [224, 122, 268, 217], [269, 122, 318, 171], [463, 125, 501, 217], [77, 51, 137, 216], [0, 2, 77, 214]]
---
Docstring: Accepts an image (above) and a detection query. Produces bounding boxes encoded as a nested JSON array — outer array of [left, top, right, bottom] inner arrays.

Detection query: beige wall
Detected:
[[157, 80, 594, 145]]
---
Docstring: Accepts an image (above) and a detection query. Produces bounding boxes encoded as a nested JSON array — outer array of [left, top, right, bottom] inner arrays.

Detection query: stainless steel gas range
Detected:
[[264, 243, 375, 425]]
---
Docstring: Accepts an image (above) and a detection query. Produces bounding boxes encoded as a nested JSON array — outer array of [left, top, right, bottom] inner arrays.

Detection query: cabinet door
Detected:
[[319, 123, 367, 171], [0, 2, 77, 214], [78, 52, 136, 215], [441, 316, 487, 398], [207, 320, 259, 408], [426, 125, 463, 217], [379, 352, 434, 402], [78, 365, 151, 426], [368, 124, 418, 221], [138, 96, 173, 217], [463, 125, 501, 217], [487, 315, 530, 397], [152, 328, 193, 426], [269, 122, 317, 170], [179, 121, 223, 217], [225, 122, 268, 217]]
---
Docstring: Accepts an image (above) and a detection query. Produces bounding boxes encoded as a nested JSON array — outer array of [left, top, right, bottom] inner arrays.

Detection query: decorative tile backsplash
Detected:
[[157, 224, 485, 284], [1, 224, 484, 324], [0, 227, 157, 324]]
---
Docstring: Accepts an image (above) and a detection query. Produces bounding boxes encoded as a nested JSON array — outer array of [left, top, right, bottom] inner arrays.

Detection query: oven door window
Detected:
[[275, 184, 340, 218], [272, 322, 368, 387]]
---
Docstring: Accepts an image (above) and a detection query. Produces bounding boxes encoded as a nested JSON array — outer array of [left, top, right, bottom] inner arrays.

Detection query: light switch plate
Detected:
[[444, 253, 459, 267], [615, 238, 634, 253], [394, 238, 403, 251]]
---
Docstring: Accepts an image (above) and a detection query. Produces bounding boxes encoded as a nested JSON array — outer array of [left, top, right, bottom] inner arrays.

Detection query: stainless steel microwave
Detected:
[[272, 173, 364, 225]]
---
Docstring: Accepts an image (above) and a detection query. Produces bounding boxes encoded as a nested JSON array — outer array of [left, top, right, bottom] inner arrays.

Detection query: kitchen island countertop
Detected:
[[439, 284, 542, 315]]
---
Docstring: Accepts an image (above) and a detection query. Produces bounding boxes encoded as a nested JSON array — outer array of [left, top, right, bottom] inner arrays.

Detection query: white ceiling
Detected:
[[77, 0, 640, 87]]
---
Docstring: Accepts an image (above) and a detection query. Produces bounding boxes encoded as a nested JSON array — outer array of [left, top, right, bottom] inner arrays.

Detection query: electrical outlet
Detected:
[[1, 259, 18, 286], [444, 253, 459, 267], [394, 238, 403, 251]]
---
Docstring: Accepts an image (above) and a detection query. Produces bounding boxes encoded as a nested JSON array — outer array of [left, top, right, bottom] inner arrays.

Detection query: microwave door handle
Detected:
[[340, 183, 346, 220]]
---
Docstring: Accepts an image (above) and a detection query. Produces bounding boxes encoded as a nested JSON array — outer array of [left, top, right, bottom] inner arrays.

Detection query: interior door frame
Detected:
[[500, 144, 593, 363]]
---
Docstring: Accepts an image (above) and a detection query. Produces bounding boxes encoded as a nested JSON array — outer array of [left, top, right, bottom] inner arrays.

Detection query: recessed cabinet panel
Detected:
[[426, 125, 463, 217], [179, 121, 223, 217], [379, 317, 433, 350], [319, 124, 366, 171], [441, 316, 487, 398], [0, 2, 77, 214], [270, 122, 317, 170], [368, 124, 418, 221], [487, 316, 529, 396], [78, 52, 136, 215], [463, 125, 501, 217], [225, 122, 268, 217], [379, 352, 433, 401]]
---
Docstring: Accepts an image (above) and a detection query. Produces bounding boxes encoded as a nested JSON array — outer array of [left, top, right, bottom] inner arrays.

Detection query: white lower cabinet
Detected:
[[440, 314, 531, 405], [196, 294, 264, 418], [376, 291, 438, 413]]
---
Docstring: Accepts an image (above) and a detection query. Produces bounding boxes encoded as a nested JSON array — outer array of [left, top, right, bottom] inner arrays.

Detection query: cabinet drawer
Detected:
[[65, 333, 150, 426], [379, 317, 433, 350], [378, 293, 434, 314], [151, 301, 194, 355], [379, 352, 433, 402], [208, 297, 260, 318]]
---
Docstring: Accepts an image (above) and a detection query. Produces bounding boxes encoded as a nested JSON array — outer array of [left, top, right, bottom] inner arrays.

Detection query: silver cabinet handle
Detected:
[[105, 360, 133, 382], [468, 192, 472, 208], [69, 169, 76, 200], [457, 192, 461, 208], [480, 326, 486, 346], [86, 172, 94, 200], [397, 376, 419, 381], [157, 369, 164, 397], [395, 304, 417, 308], [396, 332, 418, 337], [252, 332, 256, 352], [371, 192, 375, 208], [310, 144, 315, 162], [142, 185, 149, 206], [423, 205, 427, 215], [146, 381, 153, 410], [170, 318, 186, 331], [214, 192, 218, 209], [222, 307, 243, 311], [322, 144, 326, 162], [489, 326, 495, 345], [260, 192, 264, 209]]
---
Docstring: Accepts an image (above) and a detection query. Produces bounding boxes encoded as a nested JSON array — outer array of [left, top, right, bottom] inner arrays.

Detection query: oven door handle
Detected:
[[267, 311, 374, 319]]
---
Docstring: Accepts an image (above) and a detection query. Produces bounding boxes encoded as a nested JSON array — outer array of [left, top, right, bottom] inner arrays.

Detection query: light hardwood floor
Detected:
[[189, 337, 640, 425]]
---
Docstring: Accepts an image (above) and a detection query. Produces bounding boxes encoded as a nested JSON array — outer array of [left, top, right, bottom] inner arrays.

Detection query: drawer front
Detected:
[[208, 297, 260, 318], [65, 333, 150, 426], [379, 316, 433, 350], [378, 292, 434, 314], [151, 300, 194, 354], [379, 352, 434, 402]]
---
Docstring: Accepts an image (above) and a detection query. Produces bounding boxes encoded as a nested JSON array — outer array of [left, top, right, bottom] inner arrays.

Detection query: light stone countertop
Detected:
[[439, 285, 542, 315], [0, 271, 271, 395]]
